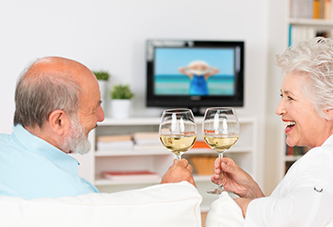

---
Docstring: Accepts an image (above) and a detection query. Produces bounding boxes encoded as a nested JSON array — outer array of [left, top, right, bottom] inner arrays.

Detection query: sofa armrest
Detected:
[[205, 191, 244, 227], [0, 182, 202, 227]]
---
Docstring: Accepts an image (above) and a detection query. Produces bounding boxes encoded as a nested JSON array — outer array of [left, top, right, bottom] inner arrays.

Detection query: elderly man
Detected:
[[0, 56, 195, 199]]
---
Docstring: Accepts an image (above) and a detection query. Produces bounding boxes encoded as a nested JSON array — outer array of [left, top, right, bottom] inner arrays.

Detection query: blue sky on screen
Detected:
[[155, 47, 234, 75]]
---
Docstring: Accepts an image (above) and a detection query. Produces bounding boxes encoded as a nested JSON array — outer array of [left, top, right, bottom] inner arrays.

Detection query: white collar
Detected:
[[322, 133, 333, 146]]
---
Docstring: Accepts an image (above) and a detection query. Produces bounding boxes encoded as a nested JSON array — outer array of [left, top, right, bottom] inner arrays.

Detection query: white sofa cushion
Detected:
[[205, 192, 333, 227], [205, 191, 244, 227], [0, 181, 202, 227]]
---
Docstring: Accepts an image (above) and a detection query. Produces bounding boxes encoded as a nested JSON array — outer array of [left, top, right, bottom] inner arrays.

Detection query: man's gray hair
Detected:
[[14, 64, 82, 128]]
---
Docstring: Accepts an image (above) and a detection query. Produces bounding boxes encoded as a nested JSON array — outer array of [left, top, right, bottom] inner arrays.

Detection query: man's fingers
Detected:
[[177, 158, 189, 168], [186, 164, 193, 172], [214, 158, 220, 168]]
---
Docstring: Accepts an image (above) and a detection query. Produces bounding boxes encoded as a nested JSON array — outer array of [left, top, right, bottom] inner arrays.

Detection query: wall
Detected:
[[264, 0, 289, 194], [0, 0, 269, 190]]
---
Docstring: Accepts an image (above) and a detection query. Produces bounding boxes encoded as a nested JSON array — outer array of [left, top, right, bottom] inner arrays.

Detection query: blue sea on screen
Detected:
[[154, 74, 235, 96]]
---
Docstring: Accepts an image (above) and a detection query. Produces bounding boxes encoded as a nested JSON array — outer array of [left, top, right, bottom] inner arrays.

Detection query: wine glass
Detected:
[[159, 108, 197, 160], [202, 107, 240, 194]]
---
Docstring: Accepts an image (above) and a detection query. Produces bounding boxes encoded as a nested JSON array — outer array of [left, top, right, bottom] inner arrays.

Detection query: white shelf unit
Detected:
[[285, 155, 302, 162], [288, 12, 333, 46], [75, 116, 258, 212], [289, 18, 333, 27]]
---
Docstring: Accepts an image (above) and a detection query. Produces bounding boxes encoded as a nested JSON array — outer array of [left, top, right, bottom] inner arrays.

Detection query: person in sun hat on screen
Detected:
[[179, 60, 219, 96]]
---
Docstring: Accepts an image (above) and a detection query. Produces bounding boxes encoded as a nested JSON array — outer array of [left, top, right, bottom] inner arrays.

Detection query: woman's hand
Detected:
[[211, 157, 264, 199]]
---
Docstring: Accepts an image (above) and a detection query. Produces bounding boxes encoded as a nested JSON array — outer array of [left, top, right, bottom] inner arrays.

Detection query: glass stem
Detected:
[[218, 152, 224, 190], [176, 151, 181, 161]]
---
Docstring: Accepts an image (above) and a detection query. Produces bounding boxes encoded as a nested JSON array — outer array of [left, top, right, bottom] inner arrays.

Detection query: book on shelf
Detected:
[[290, 0, 313, 19], [313, 0, 320, 19], [324, 0, 332, 19], [290, 0, 332, 19], [289, 26, 333, 47], [285, 144, 310, 157], [97, 141, 134, 150], [96, 134, 134, 150], [133, 144, 163, 151], [132, 132, 161, 145], [313, 0, 332, 19], [101, 170, 160, 182], [97, 134, 132, 142]]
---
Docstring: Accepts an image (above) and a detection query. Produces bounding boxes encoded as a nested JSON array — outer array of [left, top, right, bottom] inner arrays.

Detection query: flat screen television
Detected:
[[146, 39, 245, 115]]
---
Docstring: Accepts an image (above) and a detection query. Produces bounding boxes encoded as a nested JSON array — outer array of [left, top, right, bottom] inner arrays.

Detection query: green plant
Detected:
[[92, 71, 110, 81], [110, 84, 134, 99]]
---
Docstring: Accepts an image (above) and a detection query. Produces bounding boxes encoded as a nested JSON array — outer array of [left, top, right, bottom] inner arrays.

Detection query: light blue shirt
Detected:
[[0, 124, 99, 199]]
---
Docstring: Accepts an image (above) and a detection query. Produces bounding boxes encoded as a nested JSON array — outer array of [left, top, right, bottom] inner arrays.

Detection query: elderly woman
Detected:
[[212, 37, 333, 226]]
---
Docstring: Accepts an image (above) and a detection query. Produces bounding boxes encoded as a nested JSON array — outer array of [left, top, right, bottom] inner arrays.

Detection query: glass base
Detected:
[[206, 187, 224, 195]]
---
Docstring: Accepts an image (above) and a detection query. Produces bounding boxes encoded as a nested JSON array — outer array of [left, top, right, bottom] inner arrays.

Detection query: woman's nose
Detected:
[[275, 99, 286, 116]]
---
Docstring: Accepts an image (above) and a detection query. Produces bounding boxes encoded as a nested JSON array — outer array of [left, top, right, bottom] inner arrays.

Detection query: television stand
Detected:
[[190, 106, 205, 116]]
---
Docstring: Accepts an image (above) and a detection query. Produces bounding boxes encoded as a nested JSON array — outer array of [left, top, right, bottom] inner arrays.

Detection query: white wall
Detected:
[[265, 0, 289, 194], [0, 0, 270, 189]]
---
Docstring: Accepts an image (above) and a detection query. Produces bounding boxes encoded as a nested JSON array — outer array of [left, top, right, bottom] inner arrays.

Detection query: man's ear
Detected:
[[48, 110, 71, 136]]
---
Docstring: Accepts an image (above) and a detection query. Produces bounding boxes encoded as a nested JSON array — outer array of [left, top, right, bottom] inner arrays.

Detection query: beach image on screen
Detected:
[[154, 47, 235, 96]]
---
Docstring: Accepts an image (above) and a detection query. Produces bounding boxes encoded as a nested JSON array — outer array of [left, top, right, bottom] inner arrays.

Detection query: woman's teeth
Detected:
[[283, 121, 296, 128]]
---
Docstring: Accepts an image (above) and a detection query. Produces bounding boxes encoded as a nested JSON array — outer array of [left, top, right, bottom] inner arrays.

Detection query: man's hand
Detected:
[[161, 159, 196, 187]]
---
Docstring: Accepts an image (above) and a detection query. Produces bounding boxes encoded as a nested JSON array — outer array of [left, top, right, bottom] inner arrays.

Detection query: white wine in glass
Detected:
[[159, 109, 197, 160], [202, 107, 240, 194]]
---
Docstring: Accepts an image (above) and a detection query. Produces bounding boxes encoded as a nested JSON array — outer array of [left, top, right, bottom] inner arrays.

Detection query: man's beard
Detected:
[[61, 115, 91, 155]]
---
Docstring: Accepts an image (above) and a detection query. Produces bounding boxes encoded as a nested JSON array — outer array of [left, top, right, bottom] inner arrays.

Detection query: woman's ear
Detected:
[[48, 110, 71, 136], [324, 108, 333, 119]]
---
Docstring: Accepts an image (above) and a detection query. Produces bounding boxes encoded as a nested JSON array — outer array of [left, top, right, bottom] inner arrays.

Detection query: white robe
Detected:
[[245, 134, 333, 227]]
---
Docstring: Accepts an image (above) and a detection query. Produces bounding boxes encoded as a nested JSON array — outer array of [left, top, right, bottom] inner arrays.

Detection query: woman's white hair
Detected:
[[276, 37, 333, 119]]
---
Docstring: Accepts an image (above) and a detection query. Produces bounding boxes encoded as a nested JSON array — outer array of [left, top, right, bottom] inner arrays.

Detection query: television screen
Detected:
[[155, 47, 236, 96], [146, 40, 244, 114]]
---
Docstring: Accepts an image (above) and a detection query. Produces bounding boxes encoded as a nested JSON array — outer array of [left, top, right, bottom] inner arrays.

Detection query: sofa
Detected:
[[0, 182, 202, 227], [5, 181, 331, 227]]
